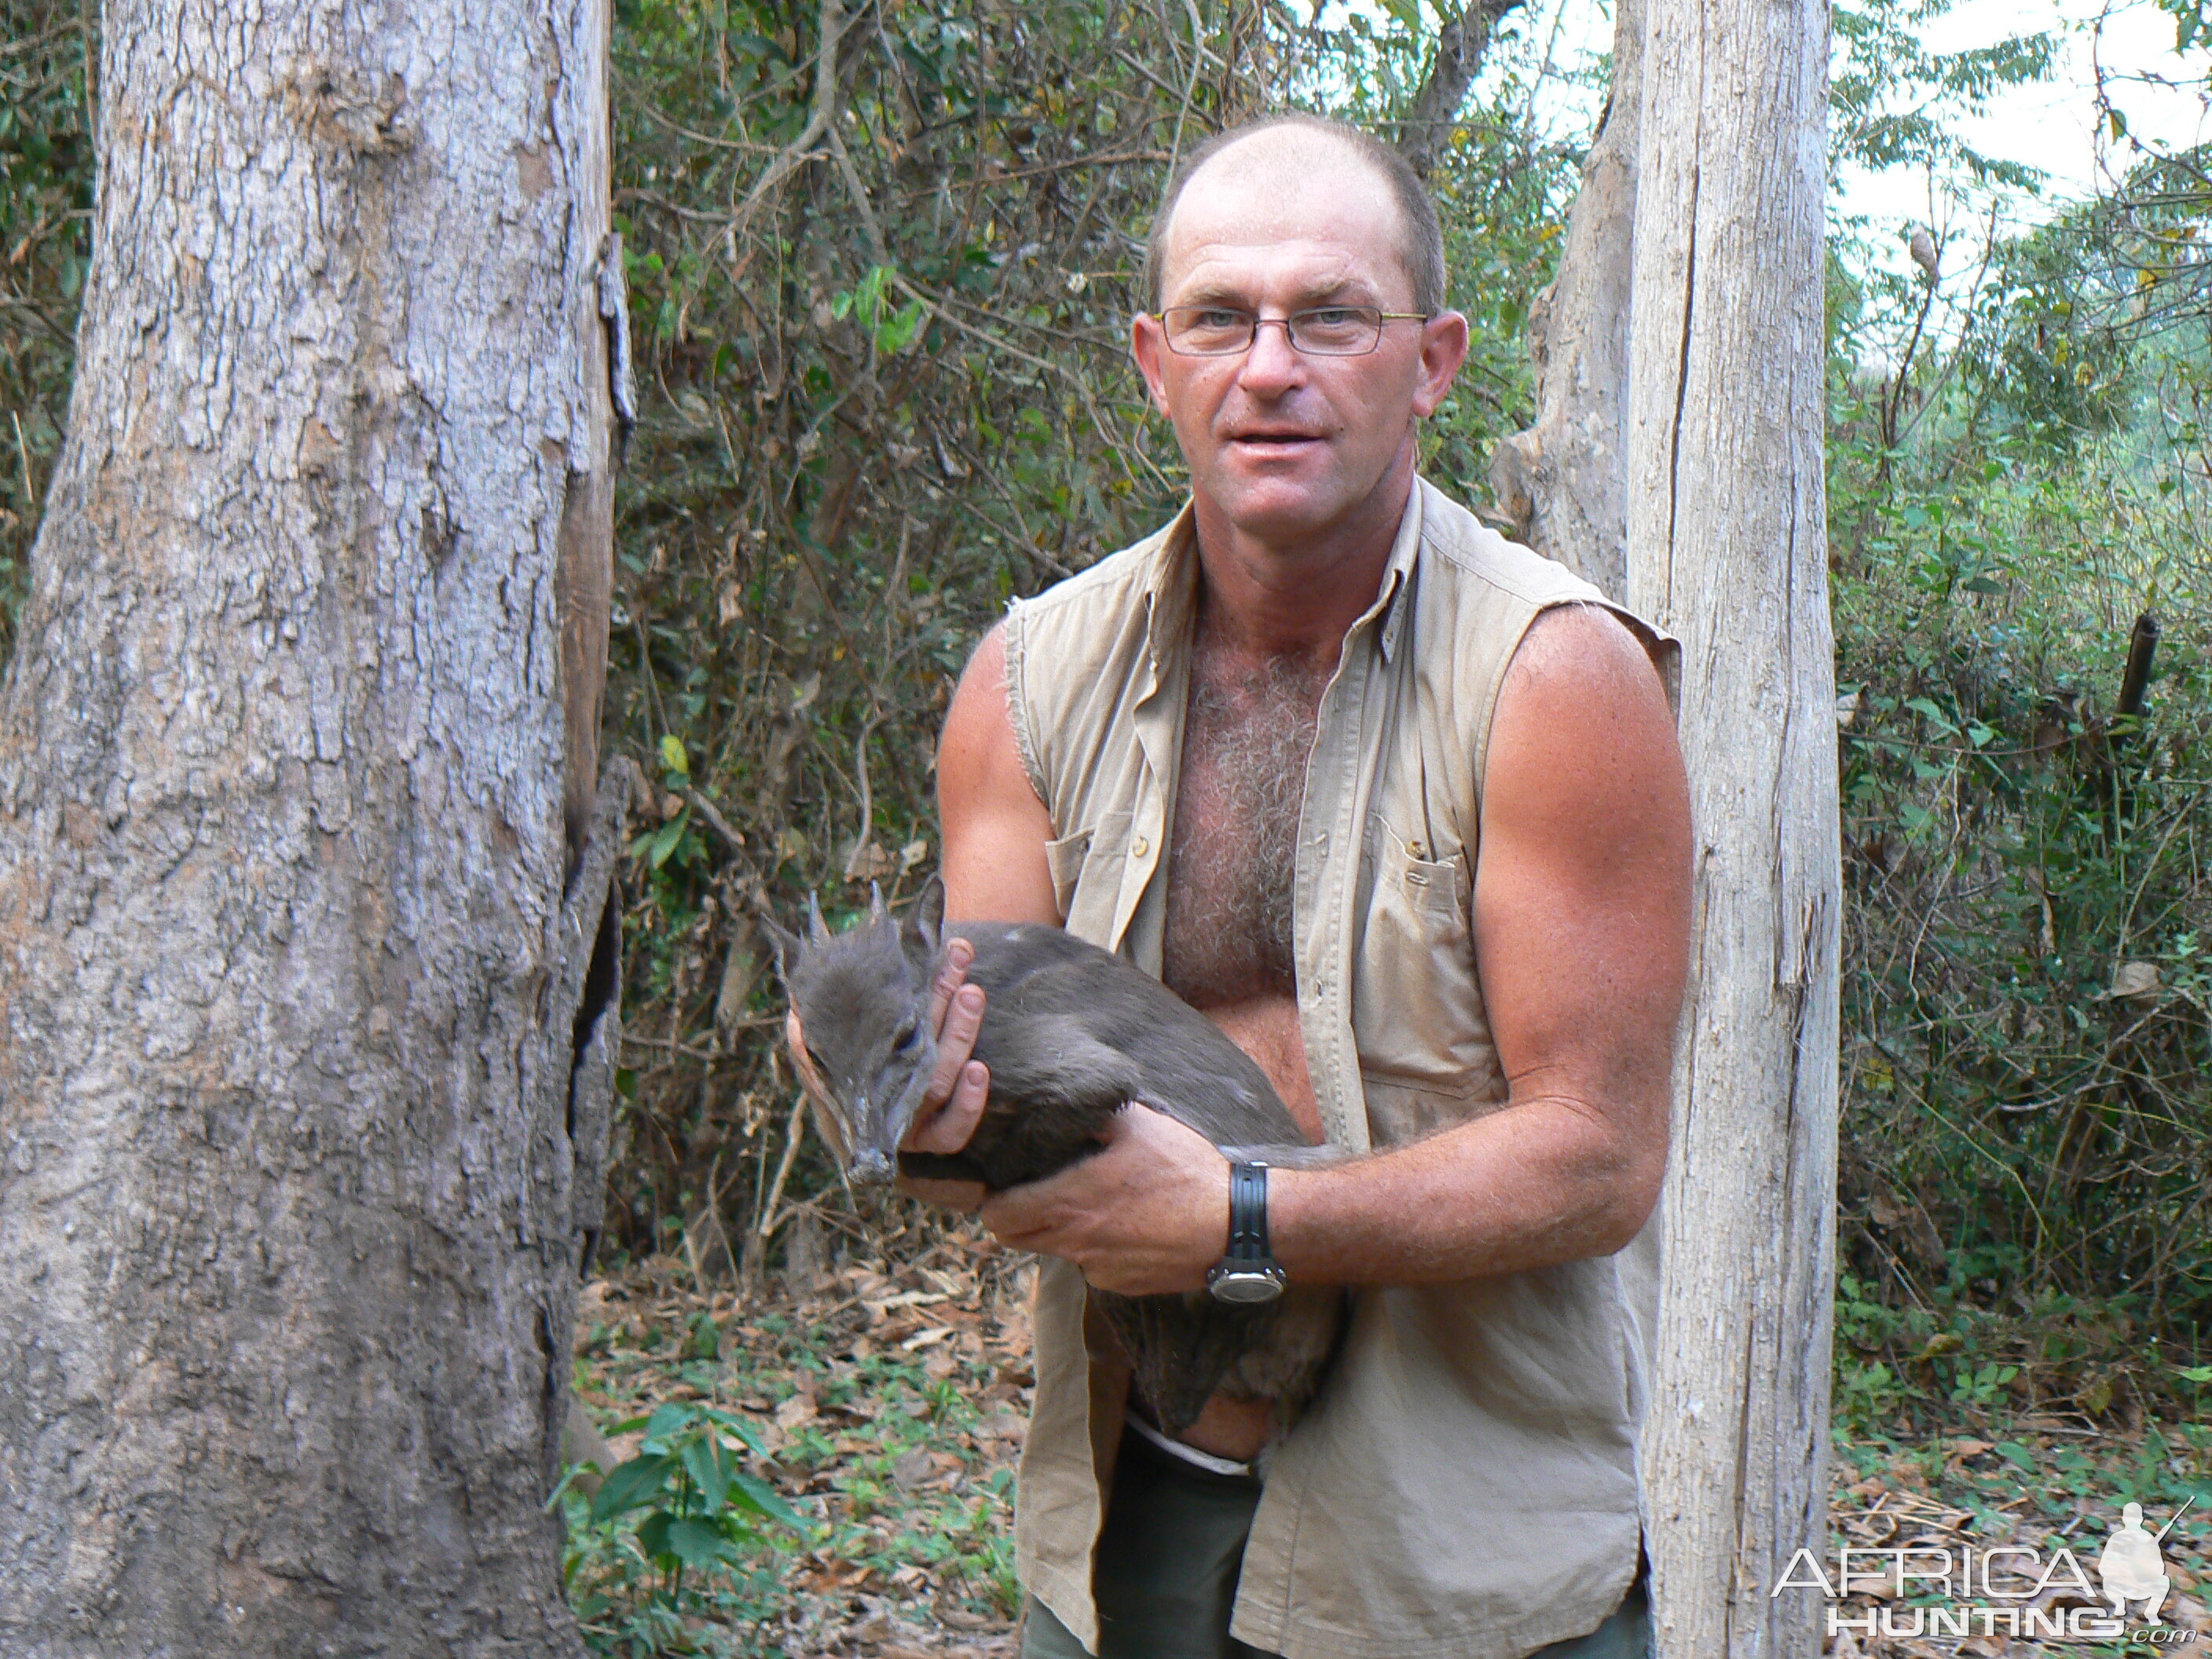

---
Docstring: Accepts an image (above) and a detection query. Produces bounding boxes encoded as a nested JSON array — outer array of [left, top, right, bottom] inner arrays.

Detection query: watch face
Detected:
[[1207, 1267, 1286, 1305]]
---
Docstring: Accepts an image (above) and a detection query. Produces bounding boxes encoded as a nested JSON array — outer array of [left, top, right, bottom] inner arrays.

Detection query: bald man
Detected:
[[875, 115, 1689, 1659]]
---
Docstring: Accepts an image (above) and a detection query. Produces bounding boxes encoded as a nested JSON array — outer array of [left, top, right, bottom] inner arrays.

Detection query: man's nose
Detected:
[[1236, 317, 1306, 394]]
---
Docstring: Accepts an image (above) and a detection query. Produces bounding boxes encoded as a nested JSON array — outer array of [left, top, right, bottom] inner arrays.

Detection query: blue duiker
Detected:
[[766, 876, 1343, 1435]]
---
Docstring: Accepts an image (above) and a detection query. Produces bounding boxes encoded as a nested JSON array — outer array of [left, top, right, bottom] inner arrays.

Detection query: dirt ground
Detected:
[[573, 1223, 2212, 1658]]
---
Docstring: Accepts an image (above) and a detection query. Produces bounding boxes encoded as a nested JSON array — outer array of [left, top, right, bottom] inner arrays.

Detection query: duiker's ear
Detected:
[[807, 891, 831, 946], [905, 873, 946, 958], [760, 914, 804, 983]]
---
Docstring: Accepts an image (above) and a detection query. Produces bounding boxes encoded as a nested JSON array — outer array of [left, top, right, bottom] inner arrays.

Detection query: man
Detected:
[[815, 114, 1690, 1658]]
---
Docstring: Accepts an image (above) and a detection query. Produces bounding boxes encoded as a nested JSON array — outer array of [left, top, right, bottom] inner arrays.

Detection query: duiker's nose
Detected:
[[850, 1146, 898, 1185]]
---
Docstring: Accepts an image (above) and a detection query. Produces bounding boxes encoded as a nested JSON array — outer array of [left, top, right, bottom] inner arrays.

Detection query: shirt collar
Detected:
[[1139, 479, 1426, 677]]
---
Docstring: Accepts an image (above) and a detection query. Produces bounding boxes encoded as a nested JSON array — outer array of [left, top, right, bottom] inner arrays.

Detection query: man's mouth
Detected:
[[1227, 430, 1320, 450]]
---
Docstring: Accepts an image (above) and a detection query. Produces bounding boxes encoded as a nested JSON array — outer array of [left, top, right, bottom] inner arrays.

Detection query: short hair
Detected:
[[1142, 113, 1447, 317]]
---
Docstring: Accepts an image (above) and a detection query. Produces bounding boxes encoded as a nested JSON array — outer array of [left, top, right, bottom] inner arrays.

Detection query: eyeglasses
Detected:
[[1152, 304, 1433, 357]]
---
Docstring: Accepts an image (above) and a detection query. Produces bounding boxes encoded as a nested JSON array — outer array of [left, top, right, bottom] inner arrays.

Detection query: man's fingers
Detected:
[[925, 937, 976, 1031], [906, 1060, 989, 1155], [926, 982, 986, 1103]]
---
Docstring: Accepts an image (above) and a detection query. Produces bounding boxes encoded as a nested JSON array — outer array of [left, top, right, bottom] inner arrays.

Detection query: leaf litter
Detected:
[[571, 1223, 2212, 1657]]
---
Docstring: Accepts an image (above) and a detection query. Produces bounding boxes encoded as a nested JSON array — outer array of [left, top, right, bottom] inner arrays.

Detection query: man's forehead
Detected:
[[1159, 134, 1412, 302], [1169, 241, 1380, 303]]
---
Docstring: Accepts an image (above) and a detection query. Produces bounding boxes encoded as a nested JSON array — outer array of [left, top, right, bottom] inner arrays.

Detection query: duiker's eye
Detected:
[[893, 1020, 920, 1051], [804, 1046, 829, 1075]]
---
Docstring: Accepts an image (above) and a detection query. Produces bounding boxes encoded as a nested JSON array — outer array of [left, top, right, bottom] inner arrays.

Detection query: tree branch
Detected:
[[1396, 0, 1527, 180]]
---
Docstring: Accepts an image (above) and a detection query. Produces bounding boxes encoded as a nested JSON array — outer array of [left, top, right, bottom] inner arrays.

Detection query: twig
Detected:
[[757, 1093, 811, 1239], [727, 0, 859, 239], [841, 709, 885, 880], [682, 785, 747, 855]]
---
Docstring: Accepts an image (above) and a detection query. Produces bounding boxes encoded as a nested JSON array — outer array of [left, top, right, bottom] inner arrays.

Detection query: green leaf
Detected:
[[2108, 106, 2128, 141], [701, 1408, 774, 1456], [591, 1452, 676, 1523], [640, 1401, 698, 1448], [682, 1433, 734, 1512], [727, 1470, 808, 1530], [645, 806, 690, 869], [662, 1517, 746, 1571], [659, 734, 690, 778]]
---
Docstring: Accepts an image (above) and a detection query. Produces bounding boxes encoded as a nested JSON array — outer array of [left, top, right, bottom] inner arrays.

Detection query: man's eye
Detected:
[[1190, 308, 1246, 329], [1306, 307, 1361, 327]]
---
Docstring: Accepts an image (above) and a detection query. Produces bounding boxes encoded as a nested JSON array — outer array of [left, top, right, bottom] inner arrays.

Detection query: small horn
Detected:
[[807, 891, 831, 945], [869, 881, 888, 924]]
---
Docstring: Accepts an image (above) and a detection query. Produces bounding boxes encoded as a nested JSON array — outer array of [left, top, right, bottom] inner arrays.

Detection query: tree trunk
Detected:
[[0, 0, 625, 1652], [1486, 0, 1640, 596], [1624, 0, 1837, 1654]]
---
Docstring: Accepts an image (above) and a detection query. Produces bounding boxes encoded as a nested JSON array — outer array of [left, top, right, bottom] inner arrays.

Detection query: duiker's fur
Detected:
[[766, 877, 1343, 1434]]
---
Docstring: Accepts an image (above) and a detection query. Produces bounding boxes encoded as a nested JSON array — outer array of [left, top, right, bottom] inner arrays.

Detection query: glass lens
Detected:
[[1163, 306, 1255, 354], [1289, 306, 1382, 354]]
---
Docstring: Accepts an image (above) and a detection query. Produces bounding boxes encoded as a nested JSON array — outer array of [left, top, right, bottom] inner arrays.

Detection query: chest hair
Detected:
[[1162, 636, 1327, 1009]]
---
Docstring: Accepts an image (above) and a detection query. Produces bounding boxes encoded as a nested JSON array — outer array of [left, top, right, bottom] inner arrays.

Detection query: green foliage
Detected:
[[1828, 126, 2212, 1425], [558, 1400, 807, 1654], [0, 0, 93, 660], [595, 0, 1582, 1267]]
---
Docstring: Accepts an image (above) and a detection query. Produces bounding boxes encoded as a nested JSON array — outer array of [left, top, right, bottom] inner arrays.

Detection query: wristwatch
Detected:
[[1207, 1161, 1287, 1305]]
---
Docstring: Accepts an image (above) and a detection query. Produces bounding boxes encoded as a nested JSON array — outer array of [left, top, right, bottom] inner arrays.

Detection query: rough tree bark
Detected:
[[1485, 0, 1641, 596], [0, 0, 626, 1652], [1624, 0, 1838, 1654]]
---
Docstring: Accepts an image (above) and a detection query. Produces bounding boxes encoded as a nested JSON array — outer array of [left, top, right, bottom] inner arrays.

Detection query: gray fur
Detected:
[[767, 875, 1346, 1433]]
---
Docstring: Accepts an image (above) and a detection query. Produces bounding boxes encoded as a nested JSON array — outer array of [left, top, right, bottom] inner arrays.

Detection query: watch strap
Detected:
[[1226, 1161, 1273, 1265]]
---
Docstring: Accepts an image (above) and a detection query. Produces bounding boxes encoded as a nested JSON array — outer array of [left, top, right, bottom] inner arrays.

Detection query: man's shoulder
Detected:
[[1009, 515, 1179, 627], [1412, 478, 1610, 610]]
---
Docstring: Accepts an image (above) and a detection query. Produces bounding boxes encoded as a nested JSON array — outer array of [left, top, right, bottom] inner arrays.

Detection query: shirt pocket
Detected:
[[1350, 815, 1493, 1108], [1046, 810, 1130, 945]]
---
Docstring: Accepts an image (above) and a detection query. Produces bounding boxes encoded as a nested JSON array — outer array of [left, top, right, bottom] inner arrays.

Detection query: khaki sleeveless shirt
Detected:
[[998, 478, 1677, 1659]]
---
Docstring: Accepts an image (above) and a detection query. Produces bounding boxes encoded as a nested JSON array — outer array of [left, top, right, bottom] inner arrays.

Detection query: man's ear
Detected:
[[1130, 311, 1173, 416], [1412, 309, 1470, 419], [905, 873, 946, 960]]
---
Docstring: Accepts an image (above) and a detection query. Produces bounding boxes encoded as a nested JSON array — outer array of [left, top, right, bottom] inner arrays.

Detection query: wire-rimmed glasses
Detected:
[[1152, 304, 1433, 357]]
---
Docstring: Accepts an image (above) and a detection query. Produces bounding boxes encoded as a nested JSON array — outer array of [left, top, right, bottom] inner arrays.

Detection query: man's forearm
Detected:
[[1265, 1096, 1663, 1286]]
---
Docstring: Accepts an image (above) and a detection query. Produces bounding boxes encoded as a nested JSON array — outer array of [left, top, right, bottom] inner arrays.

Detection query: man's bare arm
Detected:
[[937, 622, 1061, 928], [1265, 603, 1688, 1282], [983, 603, 1690, 1293]]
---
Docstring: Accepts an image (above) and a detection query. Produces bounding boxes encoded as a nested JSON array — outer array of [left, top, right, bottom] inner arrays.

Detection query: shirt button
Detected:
[[1132, 837, 1151, 859]]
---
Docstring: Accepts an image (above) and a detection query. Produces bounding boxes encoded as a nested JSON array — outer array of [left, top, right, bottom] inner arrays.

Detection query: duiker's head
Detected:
[[764, 877, 947, 1185]]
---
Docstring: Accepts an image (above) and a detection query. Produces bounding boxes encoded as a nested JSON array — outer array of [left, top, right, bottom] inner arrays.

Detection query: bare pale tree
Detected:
[[1625, 0, 1839, 1653], [0, 0, 628, 1652], [1486, 0, 1642, 596]]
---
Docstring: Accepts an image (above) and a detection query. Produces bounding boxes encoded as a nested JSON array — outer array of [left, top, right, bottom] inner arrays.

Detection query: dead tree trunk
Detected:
[[1486, 0, 1641, 595], [1624, 0, 1837, 1654], [0, 1, 626, 1653]]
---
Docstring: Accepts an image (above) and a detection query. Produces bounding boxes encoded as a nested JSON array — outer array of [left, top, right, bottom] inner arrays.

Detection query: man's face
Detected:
[[1131, 143, 1468, 548]]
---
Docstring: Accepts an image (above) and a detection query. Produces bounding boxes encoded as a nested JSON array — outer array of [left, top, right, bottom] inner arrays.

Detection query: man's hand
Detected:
[[897, 938, 993, 1209], [981, 1107, 1231, 1295], [782, 937, 995, 1210]]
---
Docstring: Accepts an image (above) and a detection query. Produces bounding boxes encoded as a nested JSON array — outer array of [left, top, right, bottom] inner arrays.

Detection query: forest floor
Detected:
[[569, 1223, 2212, 1658]]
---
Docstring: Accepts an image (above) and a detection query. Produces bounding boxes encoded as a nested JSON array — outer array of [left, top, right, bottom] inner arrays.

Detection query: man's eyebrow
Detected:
[[1168, 276, 1382, 308]]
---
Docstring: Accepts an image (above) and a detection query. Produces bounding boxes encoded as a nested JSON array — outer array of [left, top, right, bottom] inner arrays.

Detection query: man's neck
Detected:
[[1187, 449, 1415, 666]]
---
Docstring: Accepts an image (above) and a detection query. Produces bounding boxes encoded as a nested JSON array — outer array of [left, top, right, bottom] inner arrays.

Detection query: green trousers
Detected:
[[1020, 1430, 1651, 1659]]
